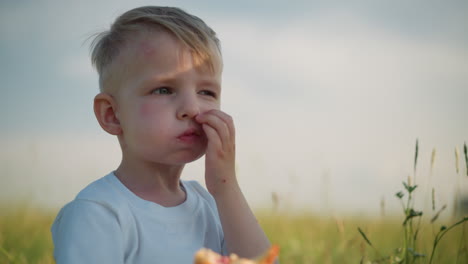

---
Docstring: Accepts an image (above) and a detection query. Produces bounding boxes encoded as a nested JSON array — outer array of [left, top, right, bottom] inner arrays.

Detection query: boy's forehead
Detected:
[[118, 30, 222, 75], [136, 38, 157, 56], [123, 31, 171, 60], [106, 30, 222, 95], [131, 31, 170, 55]]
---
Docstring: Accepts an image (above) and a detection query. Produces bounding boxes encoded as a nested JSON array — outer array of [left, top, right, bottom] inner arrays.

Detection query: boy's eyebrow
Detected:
[[150, 74, 177, 83], [140, 75, 220, 90], [139, 74, 178, 87], [197, 79, 221, 90]]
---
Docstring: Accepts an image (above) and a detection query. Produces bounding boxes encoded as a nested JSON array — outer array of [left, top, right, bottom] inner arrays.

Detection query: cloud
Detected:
[[1, 1, 467, 213], [220, 12, 468, 95], [214, 10, 468, 212]]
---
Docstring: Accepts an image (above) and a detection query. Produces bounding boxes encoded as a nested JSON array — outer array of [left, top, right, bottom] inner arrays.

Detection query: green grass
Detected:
[[1, 205, 466, 263], [3, 140, 466, 263], [259, 212, 467, 263], [0, 205, 55, 264]]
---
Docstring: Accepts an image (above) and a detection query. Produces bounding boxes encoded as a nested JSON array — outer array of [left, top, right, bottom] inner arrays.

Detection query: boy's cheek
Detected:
[[139, 102, 152, 118]]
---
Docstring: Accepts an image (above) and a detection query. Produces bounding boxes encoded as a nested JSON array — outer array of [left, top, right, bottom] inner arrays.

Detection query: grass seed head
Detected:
[[430, 204, 447, 223], [455, 147, 460, 174], [430, 148, 436, 172], [464, 142, 468, 176], [414, 139, 419, 174], [380, 196, 385, 217], [431, 188, 435, 211]]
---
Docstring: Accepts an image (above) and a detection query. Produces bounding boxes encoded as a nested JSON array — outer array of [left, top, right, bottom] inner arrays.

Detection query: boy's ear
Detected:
[[93, 93, 122, 135]]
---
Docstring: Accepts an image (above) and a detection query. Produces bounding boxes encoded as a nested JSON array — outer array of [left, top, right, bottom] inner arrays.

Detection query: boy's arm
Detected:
[[196, 110, 272, 259], [213, 179, 272, 258]]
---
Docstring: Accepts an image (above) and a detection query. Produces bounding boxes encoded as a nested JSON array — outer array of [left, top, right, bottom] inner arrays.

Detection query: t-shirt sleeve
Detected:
[[51, 199, 124, 264]]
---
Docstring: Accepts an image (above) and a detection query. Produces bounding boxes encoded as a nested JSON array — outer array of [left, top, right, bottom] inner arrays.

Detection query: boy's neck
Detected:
[[114, 159, 186, 207]]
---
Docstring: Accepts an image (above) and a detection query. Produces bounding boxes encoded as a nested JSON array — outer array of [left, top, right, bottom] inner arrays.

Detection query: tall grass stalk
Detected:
[[358, 139, 468, 264], [454, 147, 461, 219], [428, 217, 468, 264], [464, 142, 468, 176]]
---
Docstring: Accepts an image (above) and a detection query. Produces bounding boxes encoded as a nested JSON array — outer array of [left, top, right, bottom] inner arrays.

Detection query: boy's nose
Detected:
[[176, 95, 200, 120]]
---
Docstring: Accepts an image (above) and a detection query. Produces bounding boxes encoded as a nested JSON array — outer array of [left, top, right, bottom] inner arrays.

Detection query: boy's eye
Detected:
[[152, 87, 172, 95], [199, 90, 217, 98]]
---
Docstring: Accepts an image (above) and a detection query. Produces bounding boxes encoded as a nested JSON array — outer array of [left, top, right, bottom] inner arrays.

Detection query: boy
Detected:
[[51, 6, 272, 264]]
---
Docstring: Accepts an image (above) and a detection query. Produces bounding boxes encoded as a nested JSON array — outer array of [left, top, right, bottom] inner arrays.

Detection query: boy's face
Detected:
[[112, 31, 222, 165]]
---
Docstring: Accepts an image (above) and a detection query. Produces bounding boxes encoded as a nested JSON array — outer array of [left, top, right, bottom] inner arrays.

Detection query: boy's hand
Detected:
[[196, 110, 273, 261], [195, 109, 237, 196]]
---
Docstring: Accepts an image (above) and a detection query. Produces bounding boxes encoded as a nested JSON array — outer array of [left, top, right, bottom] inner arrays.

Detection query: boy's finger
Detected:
[[196, 113, 232, 148], [202, 123, 222, 151], [201, 110, 235, 139]]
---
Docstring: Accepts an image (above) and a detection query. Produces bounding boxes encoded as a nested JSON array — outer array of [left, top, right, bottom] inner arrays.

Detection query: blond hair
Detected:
[[90, 6, 222, 92]]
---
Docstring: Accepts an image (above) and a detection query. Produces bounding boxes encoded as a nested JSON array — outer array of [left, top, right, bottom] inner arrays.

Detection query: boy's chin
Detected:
[[169, 150, 206, 165], [180, 151, 205, 164]]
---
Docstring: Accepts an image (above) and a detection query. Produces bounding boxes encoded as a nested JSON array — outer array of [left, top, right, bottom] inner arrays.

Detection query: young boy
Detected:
[[51, 6, 272, 264]]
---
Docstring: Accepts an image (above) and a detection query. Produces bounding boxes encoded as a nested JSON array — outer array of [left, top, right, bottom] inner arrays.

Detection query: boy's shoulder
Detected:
[[75, 172, 123, 205], [75, 173, 115, 198], [52, 173, 124, 224]]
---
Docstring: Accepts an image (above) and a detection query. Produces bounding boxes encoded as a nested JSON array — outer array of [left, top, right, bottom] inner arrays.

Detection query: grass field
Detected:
[[1, 205, 466, 264], [0, 206, 55, 264], [259, 211, 467, 263]]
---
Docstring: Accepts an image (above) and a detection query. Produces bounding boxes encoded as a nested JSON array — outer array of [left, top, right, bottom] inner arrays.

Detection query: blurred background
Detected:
[[1, 0, 467, 217]]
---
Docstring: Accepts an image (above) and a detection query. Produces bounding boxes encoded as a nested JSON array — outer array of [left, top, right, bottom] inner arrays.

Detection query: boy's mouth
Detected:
[[177, 128, 201, 143]]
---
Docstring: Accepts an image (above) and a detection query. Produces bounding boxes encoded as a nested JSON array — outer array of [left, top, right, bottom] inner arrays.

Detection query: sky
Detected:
[[1, 0, 467, 215]]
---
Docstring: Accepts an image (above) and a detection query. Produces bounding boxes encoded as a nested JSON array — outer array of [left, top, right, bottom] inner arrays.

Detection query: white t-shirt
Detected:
[[51, 172, 226, 264]]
